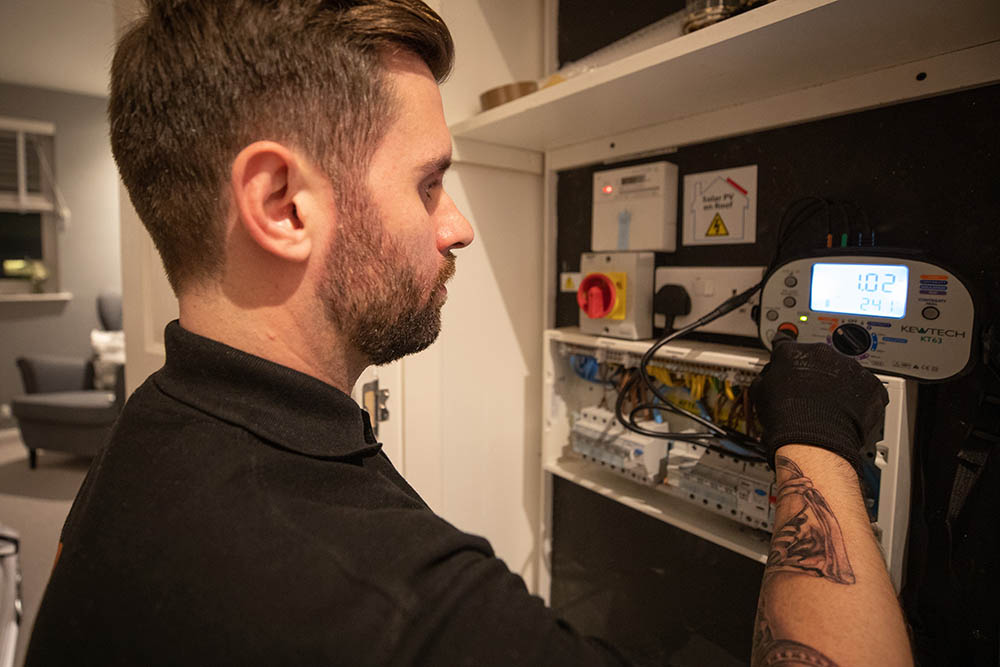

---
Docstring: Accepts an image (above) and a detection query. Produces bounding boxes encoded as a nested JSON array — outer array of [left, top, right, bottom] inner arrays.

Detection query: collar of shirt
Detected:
[[153, 320, 382, 461]]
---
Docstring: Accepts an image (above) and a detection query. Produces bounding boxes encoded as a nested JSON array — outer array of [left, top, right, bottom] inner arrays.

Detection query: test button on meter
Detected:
[[776, 322, 799, 338], [922, 306, 941, 320]]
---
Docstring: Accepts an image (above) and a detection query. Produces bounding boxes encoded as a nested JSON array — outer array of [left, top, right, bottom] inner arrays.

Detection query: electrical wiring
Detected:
[[842, 200, 874, 246], [613, 292, 769, 462], [569, 354, 601, 382], [612, 196, 872, 462]]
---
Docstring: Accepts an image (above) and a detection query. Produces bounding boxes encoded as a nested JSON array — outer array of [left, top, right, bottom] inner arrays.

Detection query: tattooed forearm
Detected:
[[766, 455, 855, 584], [752, 454, 858, 666], [752, 593, 840, 667]]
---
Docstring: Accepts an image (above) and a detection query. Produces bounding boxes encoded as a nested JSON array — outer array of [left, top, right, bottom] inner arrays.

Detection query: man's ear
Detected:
[[230, 141, 318, 262]]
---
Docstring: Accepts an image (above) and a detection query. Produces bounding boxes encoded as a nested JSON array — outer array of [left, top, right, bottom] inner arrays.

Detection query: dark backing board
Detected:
[[552, 476, 765, 665], [553, 82, 1000, 665], [558, 0, 686, 68], [555, 83, 1000, 337]]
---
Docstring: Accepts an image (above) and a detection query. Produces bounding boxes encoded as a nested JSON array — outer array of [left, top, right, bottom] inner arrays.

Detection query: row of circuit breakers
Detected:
[[570, 406, 777, 530]]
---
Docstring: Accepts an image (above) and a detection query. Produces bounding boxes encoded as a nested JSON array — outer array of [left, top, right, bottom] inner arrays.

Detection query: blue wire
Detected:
[[569, 355, 601, 382]]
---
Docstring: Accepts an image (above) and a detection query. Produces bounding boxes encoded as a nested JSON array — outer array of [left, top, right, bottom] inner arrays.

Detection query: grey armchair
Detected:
[[10, 293, 124, 468]]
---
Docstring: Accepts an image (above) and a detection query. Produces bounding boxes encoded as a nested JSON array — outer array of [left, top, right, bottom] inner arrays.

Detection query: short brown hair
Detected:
[[109, 0, 453, 294]]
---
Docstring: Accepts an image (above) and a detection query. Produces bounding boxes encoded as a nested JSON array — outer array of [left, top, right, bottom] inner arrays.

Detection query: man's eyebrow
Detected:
[[418, 155, 452, 178]]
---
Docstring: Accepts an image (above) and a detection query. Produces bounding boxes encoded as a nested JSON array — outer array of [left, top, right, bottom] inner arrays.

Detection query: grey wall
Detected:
[[0, 82, 121, 417]]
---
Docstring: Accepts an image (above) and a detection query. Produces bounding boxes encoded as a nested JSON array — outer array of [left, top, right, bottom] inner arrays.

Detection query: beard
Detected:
[[318, 186, 456, 366]]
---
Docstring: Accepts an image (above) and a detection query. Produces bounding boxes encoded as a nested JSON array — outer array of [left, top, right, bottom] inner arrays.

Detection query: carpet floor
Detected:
[[0, 429, 89, 667]]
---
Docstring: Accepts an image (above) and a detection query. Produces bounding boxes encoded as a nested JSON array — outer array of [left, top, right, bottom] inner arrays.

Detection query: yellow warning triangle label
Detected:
[[564, 276, 575, 290], [706, 212, 729, 237]]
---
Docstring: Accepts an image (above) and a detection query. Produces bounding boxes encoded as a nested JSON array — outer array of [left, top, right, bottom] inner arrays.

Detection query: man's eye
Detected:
[[423, 178, 442, 201]]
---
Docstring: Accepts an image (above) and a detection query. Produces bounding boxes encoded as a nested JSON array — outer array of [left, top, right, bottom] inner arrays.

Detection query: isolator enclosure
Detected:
[[577, 251, 655, 340]]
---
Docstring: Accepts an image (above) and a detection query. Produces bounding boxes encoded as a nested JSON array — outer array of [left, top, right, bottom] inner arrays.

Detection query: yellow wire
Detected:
[[648, 366, 673, 387], [692, 375, 704, 401]]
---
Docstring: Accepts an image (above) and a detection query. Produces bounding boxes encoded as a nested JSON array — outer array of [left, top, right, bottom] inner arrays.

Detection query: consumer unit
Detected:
[[541, 329, 916, 591]]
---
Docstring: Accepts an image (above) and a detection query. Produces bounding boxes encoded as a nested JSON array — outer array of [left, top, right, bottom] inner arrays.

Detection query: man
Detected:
[[26, 1, 912, 664]]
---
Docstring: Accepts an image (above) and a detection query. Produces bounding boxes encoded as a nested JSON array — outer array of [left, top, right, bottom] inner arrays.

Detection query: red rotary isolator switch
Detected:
[[577, 273, 617, 319]]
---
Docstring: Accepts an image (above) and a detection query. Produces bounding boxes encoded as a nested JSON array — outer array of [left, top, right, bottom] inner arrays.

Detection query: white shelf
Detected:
[[451, 0, 1000, 152], [546, 458, 770, 564], [0, 291, 72, 303]]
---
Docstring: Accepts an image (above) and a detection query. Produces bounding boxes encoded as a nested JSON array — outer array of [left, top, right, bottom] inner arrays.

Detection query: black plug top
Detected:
[[654, 284, 691, 333]]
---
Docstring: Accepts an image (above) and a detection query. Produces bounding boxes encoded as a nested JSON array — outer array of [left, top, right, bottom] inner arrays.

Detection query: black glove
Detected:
[[750, 331, 889, 475]]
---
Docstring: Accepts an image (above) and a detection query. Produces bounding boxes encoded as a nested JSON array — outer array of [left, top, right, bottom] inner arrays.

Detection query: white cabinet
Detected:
[[444, 0, 1000, 598]]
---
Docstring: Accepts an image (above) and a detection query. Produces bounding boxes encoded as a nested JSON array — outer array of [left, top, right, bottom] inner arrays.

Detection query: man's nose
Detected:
[[437, 193, 474, 252]]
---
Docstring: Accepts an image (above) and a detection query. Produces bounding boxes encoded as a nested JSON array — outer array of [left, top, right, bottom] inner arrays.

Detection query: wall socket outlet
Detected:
[[654, 266, 765, 338]]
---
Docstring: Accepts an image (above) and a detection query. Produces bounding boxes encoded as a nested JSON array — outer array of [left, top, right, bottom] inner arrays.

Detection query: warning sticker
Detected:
[[683, 164, 757, 246], [560, 272, 582, 293], [706, 213, 729, 237]]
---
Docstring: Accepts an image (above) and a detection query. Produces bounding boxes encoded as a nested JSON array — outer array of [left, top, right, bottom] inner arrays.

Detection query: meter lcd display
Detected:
[[810, 263, 908, 319]]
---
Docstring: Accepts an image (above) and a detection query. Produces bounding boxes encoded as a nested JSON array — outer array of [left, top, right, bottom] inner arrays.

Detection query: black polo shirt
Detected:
[[26, 321, 630, 666]]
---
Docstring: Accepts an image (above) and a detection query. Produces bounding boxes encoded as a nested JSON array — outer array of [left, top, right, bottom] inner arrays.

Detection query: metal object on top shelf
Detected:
[[683, 0, 742, 33], [479, 81, 538, 111], [683, 0, 775, 33]]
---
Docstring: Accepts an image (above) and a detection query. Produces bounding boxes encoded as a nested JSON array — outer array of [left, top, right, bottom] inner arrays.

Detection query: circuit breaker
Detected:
[[570, 407, 671, 484]]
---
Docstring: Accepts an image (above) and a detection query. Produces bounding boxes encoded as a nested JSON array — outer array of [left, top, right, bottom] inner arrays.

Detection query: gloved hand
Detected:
[[750, 331, 889, 475]]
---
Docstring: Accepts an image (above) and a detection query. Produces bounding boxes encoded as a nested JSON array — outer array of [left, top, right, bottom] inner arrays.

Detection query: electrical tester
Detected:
[[759, 253, 976, 382]]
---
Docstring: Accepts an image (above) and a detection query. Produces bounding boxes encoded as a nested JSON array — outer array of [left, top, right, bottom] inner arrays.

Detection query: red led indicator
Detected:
[[602, 184, 614, 195]]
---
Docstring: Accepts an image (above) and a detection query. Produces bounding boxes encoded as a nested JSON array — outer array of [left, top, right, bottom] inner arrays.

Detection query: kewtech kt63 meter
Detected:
[[759, 254, 976, 381]]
